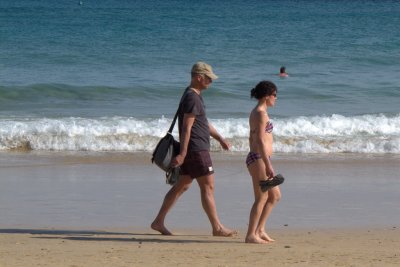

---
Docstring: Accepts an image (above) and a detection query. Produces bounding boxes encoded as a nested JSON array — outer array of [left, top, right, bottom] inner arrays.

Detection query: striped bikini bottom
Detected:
[[246, 152, 262, 167]]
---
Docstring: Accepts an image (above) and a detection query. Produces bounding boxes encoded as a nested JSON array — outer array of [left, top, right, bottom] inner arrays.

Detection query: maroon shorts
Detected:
[[180, 150, 214, 179]]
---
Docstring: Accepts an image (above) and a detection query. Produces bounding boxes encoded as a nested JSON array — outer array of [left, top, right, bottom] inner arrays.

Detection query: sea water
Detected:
[[1, 0, 400, 154]]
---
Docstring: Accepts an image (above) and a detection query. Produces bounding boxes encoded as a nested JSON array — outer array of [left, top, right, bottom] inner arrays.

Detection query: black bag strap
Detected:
[[167, 87, 190, 134], [167, 109, 179, 134]]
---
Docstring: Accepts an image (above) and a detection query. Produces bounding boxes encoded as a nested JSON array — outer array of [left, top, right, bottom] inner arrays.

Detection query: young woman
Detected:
[[245, 80, 282, 244]]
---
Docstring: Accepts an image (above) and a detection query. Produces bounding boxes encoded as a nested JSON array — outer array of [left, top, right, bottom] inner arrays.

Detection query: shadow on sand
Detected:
[[0, 228, 240, 244]]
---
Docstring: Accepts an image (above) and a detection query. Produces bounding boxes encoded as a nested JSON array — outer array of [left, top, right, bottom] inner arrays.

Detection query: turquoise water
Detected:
[[1, 0, 399, 153]]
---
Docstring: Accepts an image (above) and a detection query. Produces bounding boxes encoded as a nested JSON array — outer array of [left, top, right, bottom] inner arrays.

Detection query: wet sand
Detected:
[[1, 151, 399, 266]]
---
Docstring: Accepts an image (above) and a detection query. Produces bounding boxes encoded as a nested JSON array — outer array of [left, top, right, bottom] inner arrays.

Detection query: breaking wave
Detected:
[[1, 113, 399, 154]]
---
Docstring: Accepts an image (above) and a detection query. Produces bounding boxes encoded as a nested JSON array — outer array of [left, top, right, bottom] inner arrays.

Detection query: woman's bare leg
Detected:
[[257, 186, 281, 242], [245, 161, 269, 244]]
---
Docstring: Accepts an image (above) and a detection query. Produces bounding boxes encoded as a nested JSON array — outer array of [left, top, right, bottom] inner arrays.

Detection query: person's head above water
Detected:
[[279, 66, 288, 77]]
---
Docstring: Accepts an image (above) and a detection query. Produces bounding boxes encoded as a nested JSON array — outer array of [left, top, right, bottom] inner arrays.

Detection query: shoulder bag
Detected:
[[151, 89, 188, 185]]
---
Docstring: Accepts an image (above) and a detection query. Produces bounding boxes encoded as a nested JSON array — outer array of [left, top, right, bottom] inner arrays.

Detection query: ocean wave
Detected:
[[1, 114, 399, 154]]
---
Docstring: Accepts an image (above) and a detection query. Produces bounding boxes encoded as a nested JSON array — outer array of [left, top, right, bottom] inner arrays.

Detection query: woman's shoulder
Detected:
[[250, 109, 268, 125]]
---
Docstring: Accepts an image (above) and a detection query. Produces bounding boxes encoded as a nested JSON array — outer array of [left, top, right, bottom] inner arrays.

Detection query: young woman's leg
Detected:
[[245, 160, 269, 244], [257, 186, 281, 241]]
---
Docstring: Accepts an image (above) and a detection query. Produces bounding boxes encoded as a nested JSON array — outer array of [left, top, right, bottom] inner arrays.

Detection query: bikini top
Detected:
[[250, 121, 273, 134], [265, 121, 273, 133]]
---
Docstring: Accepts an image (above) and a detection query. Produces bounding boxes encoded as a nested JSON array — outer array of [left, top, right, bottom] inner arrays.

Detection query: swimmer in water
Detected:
[[279, 66, 288, 77]]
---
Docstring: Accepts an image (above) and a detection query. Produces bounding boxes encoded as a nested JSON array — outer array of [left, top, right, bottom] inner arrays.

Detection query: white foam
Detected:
[[1, 114, 399, 153]]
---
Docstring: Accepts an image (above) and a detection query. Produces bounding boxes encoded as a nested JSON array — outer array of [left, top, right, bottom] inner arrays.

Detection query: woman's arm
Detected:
[[255, 111, 274, 178]]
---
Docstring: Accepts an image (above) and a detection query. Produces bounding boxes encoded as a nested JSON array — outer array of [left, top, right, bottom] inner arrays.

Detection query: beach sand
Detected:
[[1, 151, 399, 266], [1, 227, 399, 267]]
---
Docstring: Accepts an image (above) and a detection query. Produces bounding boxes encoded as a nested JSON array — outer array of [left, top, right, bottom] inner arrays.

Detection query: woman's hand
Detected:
[[265, 165, 275, 179]]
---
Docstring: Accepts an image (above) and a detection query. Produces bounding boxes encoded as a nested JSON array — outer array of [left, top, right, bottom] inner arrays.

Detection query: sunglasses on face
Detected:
[[202, 74, 212, 81]]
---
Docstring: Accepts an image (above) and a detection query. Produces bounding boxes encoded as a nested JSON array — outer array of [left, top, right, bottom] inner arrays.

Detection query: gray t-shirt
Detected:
[[178, 88, 210, 152]]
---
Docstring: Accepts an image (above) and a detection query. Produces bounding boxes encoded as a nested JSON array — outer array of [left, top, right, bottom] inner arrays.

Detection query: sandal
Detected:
[[259, 174, 285, 192]]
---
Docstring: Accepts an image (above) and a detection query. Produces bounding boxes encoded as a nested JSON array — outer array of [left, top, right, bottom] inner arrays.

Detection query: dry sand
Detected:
[[1, 227, 399, 267]]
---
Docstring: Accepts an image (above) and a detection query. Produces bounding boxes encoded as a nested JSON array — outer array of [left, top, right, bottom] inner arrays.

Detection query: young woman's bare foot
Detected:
[[212, 227, 238, 237], [259, 231, 275, 242], [245, 235, 269, 244], [151, 221, 172, 235]]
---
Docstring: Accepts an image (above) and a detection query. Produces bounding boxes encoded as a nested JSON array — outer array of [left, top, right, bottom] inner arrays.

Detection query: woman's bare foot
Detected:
[[245, 235, 269, 244], [259, 231, 275, 242], [213, 227, 238, 237], [151, 221, 172, 235]]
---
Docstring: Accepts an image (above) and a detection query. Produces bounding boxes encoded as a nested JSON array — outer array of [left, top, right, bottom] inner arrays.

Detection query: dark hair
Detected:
[[250, 80, 277, 99], [280, 66, 286, 73]]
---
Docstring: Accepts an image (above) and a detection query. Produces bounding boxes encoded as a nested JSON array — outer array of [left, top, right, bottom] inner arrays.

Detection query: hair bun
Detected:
[[250, 80, 277, 100], [250, 87, 256, 98]]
